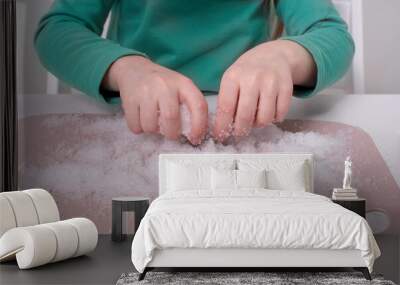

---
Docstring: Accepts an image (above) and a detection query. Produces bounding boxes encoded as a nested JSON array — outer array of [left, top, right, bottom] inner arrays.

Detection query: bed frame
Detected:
[[139, 153, 371, 281]]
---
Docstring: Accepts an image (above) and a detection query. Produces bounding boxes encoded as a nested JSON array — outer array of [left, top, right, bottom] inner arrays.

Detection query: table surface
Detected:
[[112, 197, 150, 202], [332, 198, 366, 202], [1, 235, 398, 285]]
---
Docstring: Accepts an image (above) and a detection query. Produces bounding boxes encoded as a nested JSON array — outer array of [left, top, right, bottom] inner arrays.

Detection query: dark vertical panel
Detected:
[[0, 0, 18, 192]]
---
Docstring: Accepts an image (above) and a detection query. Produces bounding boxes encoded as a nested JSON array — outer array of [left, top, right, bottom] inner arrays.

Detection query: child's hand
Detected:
[[104, 56, 208, 145], [213, 40, 316, 142]]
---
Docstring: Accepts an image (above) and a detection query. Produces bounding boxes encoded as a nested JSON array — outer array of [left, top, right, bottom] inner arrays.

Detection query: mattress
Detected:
[[131, 189, 380, 273]]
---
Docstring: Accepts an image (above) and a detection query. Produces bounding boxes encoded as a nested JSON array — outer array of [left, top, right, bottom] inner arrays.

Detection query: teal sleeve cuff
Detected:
[[91, 48, 148, 104], [279, 35, 327, 98]]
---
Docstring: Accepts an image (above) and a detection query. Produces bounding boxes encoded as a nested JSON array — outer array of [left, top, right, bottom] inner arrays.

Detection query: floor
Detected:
[[0, 235, 399, 285], [0, 235, 133, 285], [375, 235, 400, 283]]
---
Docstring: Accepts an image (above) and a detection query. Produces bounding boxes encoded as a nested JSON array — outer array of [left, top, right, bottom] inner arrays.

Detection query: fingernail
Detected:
[[189, 136, 201, 146]]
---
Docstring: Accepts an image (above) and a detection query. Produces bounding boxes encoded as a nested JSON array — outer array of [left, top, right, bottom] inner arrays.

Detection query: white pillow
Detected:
[[269, 166, 306, 191], [236, 169, 267, 189], [167, 162, 211, 191], [238, 159, 309, 192], [211, 168, 236, 190], [211, 169, 267, 190], [166, 159, 236, 192]]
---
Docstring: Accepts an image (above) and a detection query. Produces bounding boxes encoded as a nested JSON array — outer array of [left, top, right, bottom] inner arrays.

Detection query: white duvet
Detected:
[[131, 190, 380, 272]]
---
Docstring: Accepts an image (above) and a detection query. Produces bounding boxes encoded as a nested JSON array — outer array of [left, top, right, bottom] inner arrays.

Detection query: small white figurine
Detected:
[[342, 156, 352, 189]]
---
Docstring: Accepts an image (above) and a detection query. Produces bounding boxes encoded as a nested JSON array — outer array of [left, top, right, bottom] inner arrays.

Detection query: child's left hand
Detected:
[[212, 40, 316, 142]]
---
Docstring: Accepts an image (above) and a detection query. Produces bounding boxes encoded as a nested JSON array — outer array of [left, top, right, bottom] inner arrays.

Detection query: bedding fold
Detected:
[[131, 190, 380, 273]]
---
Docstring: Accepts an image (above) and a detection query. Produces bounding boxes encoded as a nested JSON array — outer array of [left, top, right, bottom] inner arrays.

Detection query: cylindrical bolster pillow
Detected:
[[64, 218, 98, 257], [0, 196, 17, 237], [23, 189, 60, 224], [0, 226, 57, 268], [0, 192, 39, 227], [42, 221, 79, 262], [0, 189, 59, 237], [0, 218, 98, 269]]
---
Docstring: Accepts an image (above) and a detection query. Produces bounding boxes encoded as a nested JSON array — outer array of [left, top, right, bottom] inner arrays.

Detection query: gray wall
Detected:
[[363, 0, 400, 94], [17, 0, 400, 95], [17, 0, 53, 95]]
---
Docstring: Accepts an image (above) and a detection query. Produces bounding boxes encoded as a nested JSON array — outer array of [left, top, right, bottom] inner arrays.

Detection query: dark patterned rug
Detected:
[[116, 271, 396, 285]]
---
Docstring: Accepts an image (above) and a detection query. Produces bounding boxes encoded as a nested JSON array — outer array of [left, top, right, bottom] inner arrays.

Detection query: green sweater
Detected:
[[35, 0, 354, 104]]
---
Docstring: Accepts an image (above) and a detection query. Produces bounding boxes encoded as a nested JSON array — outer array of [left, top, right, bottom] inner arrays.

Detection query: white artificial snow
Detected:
[[20, 109, 349, 232]]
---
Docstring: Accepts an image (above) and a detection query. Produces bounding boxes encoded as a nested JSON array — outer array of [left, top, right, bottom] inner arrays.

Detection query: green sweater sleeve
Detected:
[[34, 0, 146, 103], [275, 0, 355, 97]]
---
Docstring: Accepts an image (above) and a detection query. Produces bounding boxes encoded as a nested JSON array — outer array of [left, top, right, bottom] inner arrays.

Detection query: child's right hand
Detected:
[[103, 56, 208, 145]]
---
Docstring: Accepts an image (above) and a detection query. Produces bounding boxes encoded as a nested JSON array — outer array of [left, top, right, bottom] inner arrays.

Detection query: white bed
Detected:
[[131, 153, 380, 280]]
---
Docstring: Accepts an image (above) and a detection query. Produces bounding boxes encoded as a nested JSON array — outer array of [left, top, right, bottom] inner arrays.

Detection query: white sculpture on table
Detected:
[[342, 156, 352, 189], [332, 157, 358, 200]]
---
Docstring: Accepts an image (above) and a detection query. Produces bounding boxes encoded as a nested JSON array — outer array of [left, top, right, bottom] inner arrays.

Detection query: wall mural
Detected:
[[18, 94, 400, 234]]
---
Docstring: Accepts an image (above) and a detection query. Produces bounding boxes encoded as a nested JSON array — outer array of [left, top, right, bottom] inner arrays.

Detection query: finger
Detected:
[[233, 82, 259, 137], [178, 78, 208, 145], [140, 97, 159, 133], [275, 77, 293, 123], [255, 80, 278, 128], [159, 90, 181, 140], [123, 103, 142, 134], [213, 75, 239, 142]]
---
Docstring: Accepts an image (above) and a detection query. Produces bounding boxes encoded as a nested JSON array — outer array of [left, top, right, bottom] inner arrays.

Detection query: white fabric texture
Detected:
[[236, 169, 267, 189], [1, 191, 40, 227], [0, 218, 98, 269], [0, 189, 60, 236], [167, 162, 211, 191], [0, 196, 17, 237], [0, 189, 98, 269], [159, 154, 312, 195], [0, 225, 57, 268], [64, 218, 98, 257], [211, 169, 267, 190], [23, 189, 60, 224], [42, 221, 79, 262], [166, 160, 236, 192], [131, 190, 380, 273], [237, 159, 309, 192], [211, 168, 236, 190]]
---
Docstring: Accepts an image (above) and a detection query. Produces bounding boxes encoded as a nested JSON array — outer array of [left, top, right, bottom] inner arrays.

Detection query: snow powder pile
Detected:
[[20, 108, 350, 232], [179, 104, 235, 142]]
